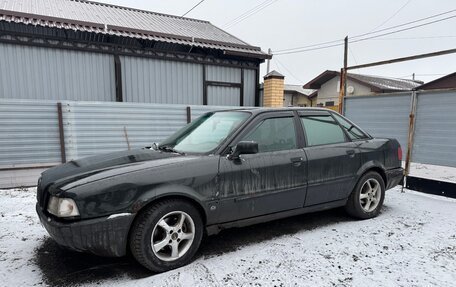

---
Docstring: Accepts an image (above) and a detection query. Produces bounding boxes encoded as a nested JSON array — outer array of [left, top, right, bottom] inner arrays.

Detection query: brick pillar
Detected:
[[263, 70, 285, 107]]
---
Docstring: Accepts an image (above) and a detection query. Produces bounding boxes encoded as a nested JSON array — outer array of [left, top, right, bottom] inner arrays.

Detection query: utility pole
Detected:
[[338, 36, 348, 114], [266, 48, 272, 73], [412, 73, 415, 80]]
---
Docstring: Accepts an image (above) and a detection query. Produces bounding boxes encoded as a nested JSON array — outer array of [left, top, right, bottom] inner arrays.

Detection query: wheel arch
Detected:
[[126, 184, 209, 244], [344, 160, 388, 198], [356, 161, 387, 187], [132, 184, 209, 223]]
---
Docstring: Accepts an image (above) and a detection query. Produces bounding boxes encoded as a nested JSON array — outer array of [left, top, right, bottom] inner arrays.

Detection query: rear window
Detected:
[[301, 115, 346, 146], [332, 113, 369, 140]]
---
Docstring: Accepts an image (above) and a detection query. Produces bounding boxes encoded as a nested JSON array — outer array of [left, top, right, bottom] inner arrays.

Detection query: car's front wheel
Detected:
[[345, 171, 385, 219], [129, 199, 203, 272]]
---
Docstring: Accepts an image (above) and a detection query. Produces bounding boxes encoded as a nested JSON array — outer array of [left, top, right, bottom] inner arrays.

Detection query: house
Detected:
[[259, 70, 316, 107], [283, 84, 317, 107], [416, 72, 456, 90], [0, 0, 270, 106], [303, 70, 422, 108]]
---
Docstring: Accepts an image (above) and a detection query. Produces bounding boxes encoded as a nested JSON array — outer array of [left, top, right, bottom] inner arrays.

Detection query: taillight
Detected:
[[398, 146, 403, 161]]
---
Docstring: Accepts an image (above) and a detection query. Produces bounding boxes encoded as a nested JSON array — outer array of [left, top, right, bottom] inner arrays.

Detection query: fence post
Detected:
[[404, 91, 417, 187], [56, 102, 67, 163]]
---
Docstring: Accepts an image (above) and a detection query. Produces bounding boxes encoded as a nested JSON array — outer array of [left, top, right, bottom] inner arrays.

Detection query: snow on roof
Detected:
[[348, 73, 423, 91], [283, 84, 315, 96], [304, 70, 423, 91]]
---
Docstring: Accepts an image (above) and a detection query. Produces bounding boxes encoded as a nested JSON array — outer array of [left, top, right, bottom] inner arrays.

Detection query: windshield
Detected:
[[159, 111, 250, 154]]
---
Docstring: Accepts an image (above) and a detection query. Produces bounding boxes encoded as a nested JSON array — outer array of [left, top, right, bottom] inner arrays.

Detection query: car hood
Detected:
[[40, 148, 183, 191]]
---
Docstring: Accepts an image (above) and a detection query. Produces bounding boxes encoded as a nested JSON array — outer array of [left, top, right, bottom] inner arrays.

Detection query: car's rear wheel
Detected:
[[345, 171, 385, 219], [129, 199, 203, 272]]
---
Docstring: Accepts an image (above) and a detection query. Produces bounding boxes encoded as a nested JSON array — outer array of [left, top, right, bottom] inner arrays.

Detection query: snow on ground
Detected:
[[408, 163, 456, 183], [1, 187, 455, 287]]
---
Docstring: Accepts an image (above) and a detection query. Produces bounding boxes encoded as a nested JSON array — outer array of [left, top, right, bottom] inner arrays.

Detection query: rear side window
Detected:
[[301, 115, 346, 146], [331, 113, 368, 140], [242, 117, 297, 152]]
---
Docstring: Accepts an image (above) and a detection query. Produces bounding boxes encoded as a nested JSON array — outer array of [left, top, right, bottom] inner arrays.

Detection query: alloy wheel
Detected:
[[359, 178, 381, 212], [151, 211, 195, 262]]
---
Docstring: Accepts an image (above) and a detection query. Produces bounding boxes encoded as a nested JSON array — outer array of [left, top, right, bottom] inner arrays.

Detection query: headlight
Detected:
[[47, 196, 80, 217]]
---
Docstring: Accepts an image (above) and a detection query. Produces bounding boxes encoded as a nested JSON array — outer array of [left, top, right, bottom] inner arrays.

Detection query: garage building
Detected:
[[0, 0, 269, 106]]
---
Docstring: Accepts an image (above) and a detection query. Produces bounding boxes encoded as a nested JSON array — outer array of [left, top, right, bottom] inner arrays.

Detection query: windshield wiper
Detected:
[[158, 145, 185, 155]]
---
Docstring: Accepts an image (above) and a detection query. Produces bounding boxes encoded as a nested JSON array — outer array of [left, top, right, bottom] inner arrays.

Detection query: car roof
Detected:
[[213, 107, 337, 115]]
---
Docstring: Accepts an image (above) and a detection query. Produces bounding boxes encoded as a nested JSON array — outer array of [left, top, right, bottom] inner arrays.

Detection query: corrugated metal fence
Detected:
[[344, 89, 456, 168], [412, 90, 456, 167], [0, 99, 234, 188]]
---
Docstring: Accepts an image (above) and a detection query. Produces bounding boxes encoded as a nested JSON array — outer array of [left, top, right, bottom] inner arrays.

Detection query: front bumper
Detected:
[[385, 167, 404, 190], [36, 204, 134, 257]]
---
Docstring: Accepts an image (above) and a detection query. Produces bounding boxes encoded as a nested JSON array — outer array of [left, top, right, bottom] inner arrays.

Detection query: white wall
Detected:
[[317, 77, 373, 106]]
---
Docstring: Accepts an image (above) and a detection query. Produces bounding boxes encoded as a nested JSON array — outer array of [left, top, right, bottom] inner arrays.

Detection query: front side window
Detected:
[[159, 111, 250, 153], [331, 113, 369, 140], [301, 115, 346, 146], [242, 117, 297, 153]]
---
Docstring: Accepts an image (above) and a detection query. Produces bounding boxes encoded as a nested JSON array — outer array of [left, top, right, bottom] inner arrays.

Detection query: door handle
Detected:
[[346, 149, 356, 157], [290, 157, 304, 167]]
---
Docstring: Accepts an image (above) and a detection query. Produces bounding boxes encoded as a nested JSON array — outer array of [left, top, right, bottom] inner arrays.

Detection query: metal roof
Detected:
[[304, 70, 422, 92], [283, 84, 315, 96], [349, 73, 422, 91], [416, 72, 456, 90], [264, 70, 285, 78], [0, 0, 269, 59]]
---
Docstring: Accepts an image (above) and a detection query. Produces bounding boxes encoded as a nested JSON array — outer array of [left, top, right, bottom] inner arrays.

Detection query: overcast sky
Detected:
[[97, 0, 455, 85]]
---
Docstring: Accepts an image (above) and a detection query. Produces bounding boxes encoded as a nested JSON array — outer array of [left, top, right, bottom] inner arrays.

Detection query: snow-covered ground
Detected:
[[408, 162, 456, 183], [1, 186, 455, 287]]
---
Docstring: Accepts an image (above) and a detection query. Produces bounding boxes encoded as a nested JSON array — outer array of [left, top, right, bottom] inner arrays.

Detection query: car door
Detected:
[[216, 111, 307, 222], [299, 111, 361, 206]]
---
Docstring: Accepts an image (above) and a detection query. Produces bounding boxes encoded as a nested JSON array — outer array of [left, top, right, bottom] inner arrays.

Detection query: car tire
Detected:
[[345, 171, 385, 219], [129, 199, 203, 272]]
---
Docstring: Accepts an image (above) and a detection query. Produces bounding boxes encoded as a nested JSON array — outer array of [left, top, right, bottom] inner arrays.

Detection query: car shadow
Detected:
[[33, 207, 358, 286]]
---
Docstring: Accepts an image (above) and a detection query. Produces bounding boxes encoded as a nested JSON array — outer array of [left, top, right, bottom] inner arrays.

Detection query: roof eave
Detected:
[[415, 72, 456, 90], [0, 8, 268, 60], [303, 70, 338, 89], [223, 50, 271, 60], [223, 50, 270, 60]]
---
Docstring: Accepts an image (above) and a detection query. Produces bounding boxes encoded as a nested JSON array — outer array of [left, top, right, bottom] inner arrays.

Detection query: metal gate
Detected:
[[344, 89, 456, 168], [344, 93, 411, 151]]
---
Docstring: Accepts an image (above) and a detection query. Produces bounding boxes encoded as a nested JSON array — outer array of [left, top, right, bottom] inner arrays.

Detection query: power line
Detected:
[[370, 35, 456, 40], [181, 0, 207, 17], [223, 0, 273, 27], [349, 47, 359, 65], [224, 0, 277, 28], [223, 0, 279, 29], [350, 15, 456, 44], [352, 8, 456, 40], [275, 58, 304, 83], [273, 8, 456, 54], [274, 13, 456, 55], [276, 42, 344, 55], [369, 0, 412, 32], [272, 38, 344, 53]]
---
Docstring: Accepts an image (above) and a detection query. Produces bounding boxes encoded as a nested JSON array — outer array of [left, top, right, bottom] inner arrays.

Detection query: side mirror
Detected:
[[228, 141, 258, 160]]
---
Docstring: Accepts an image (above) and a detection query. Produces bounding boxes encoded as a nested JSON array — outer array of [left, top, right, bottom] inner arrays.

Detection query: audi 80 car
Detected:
[[36, 108, 403, 272]]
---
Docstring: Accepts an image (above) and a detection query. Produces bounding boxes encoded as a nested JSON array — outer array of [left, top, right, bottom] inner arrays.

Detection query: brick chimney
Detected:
[[263, 70, 285, 107]]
